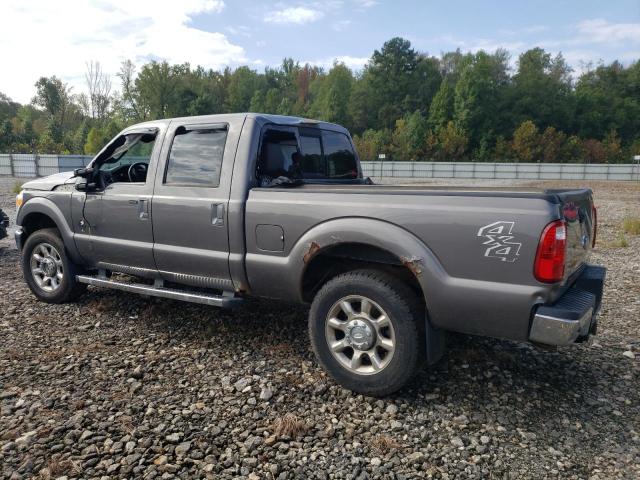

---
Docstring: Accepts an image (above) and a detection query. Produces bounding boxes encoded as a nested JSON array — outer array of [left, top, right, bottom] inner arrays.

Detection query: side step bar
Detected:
[[76, 275, 243, 308]]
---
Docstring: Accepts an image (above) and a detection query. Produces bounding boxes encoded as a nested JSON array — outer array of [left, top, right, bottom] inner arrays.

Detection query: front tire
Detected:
[[22, 228, 86, 303], [309, 269, 423, 396]]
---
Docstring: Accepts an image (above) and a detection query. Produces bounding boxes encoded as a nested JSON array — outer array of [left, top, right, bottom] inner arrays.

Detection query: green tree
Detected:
[[353, 128, 392, 161], [425, 122, 468, 161], [348, 73, 377, 133], [428, 81, 454, 131], [540, 127, 567, 163], [134, 61, 178, 119], [0, 119, 13, 150], [308, 63, 354, 126], [367, 37, 420, 128], [560, 135, 585, 163], [438, 121, 468, 161], [603, 129, 624, 163], [453, 50, 509, 149], [509, 48, 573, 133], [224, 66, 261, 112], [512, 120, 541, 162], [575, 61, 640, 144], [391, 111, 427, 160], [32, 77, 68, 119], [84, 120, 121, 154]]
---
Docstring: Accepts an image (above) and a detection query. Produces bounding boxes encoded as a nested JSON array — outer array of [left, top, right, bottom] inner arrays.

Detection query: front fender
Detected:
[[17, 195, 84, 264]]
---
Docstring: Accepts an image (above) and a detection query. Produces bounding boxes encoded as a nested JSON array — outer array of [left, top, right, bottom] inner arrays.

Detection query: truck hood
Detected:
[[21, 171, 77, 191]]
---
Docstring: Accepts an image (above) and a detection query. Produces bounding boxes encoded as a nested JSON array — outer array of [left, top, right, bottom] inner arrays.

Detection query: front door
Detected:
[[151, 120, 234, 291], [81, 127, 163, 274]]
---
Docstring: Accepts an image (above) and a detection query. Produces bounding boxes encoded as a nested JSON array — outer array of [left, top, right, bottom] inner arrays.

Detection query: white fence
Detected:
[[361, 161, 640, 181], [1, 154, 639, 181], [0, 154, 92, 177]]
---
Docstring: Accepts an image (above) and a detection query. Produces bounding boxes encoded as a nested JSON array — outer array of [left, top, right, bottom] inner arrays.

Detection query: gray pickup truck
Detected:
[[14, 113, 605, 395]]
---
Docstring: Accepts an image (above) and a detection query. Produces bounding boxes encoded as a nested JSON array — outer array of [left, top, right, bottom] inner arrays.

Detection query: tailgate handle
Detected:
[[212, 203, 225, 226]]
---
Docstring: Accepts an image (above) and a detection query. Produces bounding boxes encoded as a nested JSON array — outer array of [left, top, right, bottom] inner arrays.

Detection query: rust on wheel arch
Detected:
[[303, 241, 321, 264], [401, 256, 423, 277]]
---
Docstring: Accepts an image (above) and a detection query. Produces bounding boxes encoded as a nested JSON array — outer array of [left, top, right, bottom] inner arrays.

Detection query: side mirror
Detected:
[[74, 167, 94, 178], [75, 182, 96, 192]]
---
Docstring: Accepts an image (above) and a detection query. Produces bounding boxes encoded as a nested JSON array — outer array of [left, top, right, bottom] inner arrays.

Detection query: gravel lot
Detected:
[[1, 177, 639, 479]]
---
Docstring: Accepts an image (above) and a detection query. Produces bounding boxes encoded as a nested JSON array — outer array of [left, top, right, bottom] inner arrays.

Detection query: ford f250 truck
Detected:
[[14, 113, 605, 396]]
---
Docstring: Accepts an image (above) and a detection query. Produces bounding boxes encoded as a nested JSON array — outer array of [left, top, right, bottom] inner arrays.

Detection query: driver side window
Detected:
[[98, 133, 157, 184]]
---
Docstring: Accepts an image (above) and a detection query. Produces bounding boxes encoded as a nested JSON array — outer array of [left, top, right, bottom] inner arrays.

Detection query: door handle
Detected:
[[138, 199, 149, 220], [212, 203, 224, 226]]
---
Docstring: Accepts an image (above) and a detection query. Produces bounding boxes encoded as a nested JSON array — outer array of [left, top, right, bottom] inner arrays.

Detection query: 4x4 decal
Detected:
[[477, 221, 522, 263]]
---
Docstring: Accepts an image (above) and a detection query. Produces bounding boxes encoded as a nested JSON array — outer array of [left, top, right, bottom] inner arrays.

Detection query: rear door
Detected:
[[151, 120, 236, 291]]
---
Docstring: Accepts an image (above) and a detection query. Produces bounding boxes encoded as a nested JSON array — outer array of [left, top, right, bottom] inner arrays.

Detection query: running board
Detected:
[[76, 275, 243, 308]]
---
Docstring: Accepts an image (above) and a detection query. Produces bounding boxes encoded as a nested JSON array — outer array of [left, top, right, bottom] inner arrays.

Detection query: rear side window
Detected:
[[322, 131, 358, 179], [299, 135, 323, 178], [165, 127, 227, 187], [298, 130, 358, 180]]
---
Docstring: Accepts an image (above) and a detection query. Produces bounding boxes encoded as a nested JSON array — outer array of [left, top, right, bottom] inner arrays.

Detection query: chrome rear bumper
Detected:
[[529, 265, 605, 346]]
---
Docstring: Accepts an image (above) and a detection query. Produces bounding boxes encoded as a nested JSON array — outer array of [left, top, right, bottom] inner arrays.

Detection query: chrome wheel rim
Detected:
[[325, 295, 395, 375], [30, 242, 63, 292]]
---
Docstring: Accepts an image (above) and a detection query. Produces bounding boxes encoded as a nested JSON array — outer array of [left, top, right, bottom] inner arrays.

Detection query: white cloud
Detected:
[[435, 35, 526, 54], [575, 18, 640, 45], [467, 39, 526, 53], [226, 25, 253, 38], [0, 0, 245, 104], [306, 55, 369, 70], [264, 7, 324, 25], [352, 0, 378, 7]]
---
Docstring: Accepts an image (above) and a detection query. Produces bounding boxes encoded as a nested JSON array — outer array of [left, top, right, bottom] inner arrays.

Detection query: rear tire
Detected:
[[309, 269, 423, 396], [22, 228, 86, 303]]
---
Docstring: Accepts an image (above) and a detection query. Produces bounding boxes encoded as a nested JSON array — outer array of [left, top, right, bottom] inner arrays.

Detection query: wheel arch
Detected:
[[301, 242, 423, 304], [292, 217, 447, 307], [17, 197, 83, 264]]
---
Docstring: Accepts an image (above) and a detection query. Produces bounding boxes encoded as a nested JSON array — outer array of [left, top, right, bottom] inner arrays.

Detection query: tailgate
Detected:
[[550, 188, 596, 279]]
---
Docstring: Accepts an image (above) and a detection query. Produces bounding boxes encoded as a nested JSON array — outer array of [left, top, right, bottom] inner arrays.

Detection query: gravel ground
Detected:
[[1, 177, 639, 479]]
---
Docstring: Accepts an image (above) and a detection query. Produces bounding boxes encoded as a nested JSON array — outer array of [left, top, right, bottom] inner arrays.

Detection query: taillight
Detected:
[[592, 205, 597, 247], [534, 219, 566, 283]]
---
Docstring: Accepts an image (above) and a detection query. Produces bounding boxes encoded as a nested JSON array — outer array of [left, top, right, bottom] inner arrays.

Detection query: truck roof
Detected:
[[125, 113, 350, 134]]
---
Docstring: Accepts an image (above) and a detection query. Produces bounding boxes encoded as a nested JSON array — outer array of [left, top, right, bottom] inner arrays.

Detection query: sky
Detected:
[[1, 0, 639, 104]]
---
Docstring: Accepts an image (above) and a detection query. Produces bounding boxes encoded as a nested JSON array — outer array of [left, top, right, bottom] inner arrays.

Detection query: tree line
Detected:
[[0, 38, 639, 163]]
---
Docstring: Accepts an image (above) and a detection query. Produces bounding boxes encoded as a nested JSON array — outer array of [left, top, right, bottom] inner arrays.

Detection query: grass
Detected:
[[623, 217, 640, 235], [271, 413, 307, 439], [609, 234, 629, 248], [12, 181, 23, 194]]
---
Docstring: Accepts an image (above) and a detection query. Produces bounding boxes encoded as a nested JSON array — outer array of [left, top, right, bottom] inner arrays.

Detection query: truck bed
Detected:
[[245, 182, 596, 341]]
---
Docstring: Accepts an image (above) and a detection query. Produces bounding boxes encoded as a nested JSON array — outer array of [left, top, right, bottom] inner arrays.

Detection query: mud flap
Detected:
[[426, 314, 446, 365]]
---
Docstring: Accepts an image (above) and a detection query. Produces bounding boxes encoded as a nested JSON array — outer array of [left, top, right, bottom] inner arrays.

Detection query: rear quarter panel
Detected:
[[244, 189, 559, 341]]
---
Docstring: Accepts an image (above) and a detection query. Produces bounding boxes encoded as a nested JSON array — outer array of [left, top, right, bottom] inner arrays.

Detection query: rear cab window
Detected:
[[257, 125, 359, 185]]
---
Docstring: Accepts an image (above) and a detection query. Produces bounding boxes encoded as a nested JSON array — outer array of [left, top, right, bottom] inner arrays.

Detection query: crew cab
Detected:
[[14, 113, 605, 395]]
